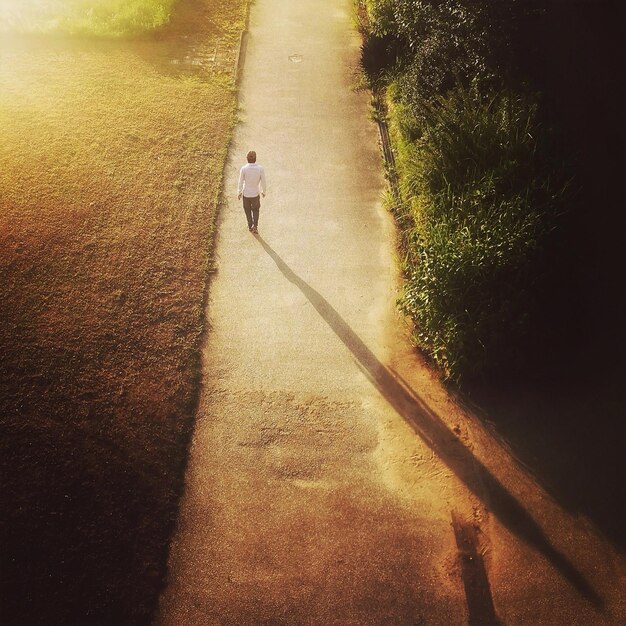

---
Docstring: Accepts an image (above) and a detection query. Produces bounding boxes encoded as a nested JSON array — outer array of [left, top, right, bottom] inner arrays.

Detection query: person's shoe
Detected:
[[252, 226, 258, 233], [248, 226, 254, 232]]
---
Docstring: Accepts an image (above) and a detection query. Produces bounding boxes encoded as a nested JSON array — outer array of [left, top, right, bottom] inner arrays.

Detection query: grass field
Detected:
[[0, 1, 247, 623], [0, 0, 176, 37]]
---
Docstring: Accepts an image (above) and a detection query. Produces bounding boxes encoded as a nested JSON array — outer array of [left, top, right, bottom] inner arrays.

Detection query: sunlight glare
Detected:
[[0, 1, 63, 33]]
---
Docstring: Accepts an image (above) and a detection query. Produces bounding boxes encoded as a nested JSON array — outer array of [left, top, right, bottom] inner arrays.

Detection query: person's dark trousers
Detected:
[[243, 195, 261, 229]]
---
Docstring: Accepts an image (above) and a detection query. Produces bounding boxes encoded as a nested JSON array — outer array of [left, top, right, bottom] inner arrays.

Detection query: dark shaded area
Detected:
[[361, 0, 624, 385], [0, 327, 200, 626], [500, 0, 625, 377], [0, 242, 204, 625], [257, 236, 605, 611], [465, 0, 625, 553], [465, 372, 625, 553], [451, 511, 499, 626], [0, 404, 194, 626]]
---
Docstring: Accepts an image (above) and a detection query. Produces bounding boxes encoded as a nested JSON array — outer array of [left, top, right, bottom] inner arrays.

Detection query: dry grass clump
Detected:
[[0, 1, 246, 623]]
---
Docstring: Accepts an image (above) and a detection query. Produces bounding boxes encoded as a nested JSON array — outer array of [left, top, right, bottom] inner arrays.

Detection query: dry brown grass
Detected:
[[0, 1, 247, 623]]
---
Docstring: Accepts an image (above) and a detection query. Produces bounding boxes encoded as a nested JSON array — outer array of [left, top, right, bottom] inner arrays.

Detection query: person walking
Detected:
[[237, 150, 266, 233]]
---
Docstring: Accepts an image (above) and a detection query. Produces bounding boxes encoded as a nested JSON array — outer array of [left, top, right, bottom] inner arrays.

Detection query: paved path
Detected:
[[156, 1, 625, 624], [156, 0, 471, 623]]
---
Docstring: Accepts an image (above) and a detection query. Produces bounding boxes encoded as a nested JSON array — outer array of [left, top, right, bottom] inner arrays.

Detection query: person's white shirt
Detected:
[[238, 163, 266, 198]]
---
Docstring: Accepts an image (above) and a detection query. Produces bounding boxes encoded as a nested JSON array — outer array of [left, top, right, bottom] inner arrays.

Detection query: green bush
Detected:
[[358, 0, 568, 382], [392, 84, 556, 381], [363, 0, 497, 95]]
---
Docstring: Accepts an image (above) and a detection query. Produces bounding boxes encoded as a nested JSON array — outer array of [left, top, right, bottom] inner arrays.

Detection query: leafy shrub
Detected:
[[392, 82, 560, 381], [363, 0, 498, 96], [358, 0, 568, 382]]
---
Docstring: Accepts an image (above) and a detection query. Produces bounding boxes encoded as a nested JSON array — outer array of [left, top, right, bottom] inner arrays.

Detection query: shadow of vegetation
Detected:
[[464, 374, 625, 554], [0, 382, 195, 626], [464, 0, 625, 556], [256, 235, 605, 611]]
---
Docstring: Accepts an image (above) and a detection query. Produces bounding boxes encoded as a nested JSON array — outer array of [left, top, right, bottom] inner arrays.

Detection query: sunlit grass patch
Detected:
[[0, 0, 176, 37]]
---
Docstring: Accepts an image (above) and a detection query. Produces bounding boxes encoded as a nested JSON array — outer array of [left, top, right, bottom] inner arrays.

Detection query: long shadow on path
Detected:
[[256, 235, 604, 611]]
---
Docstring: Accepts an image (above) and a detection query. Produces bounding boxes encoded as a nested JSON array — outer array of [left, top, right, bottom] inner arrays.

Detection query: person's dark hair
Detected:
[[247, 150, 257, 163]]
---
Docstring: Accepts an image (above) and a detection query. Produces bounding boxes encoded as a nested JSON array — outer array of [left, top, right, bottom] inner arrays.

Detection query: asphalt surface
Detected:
[[156, 1, 625, 624]]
